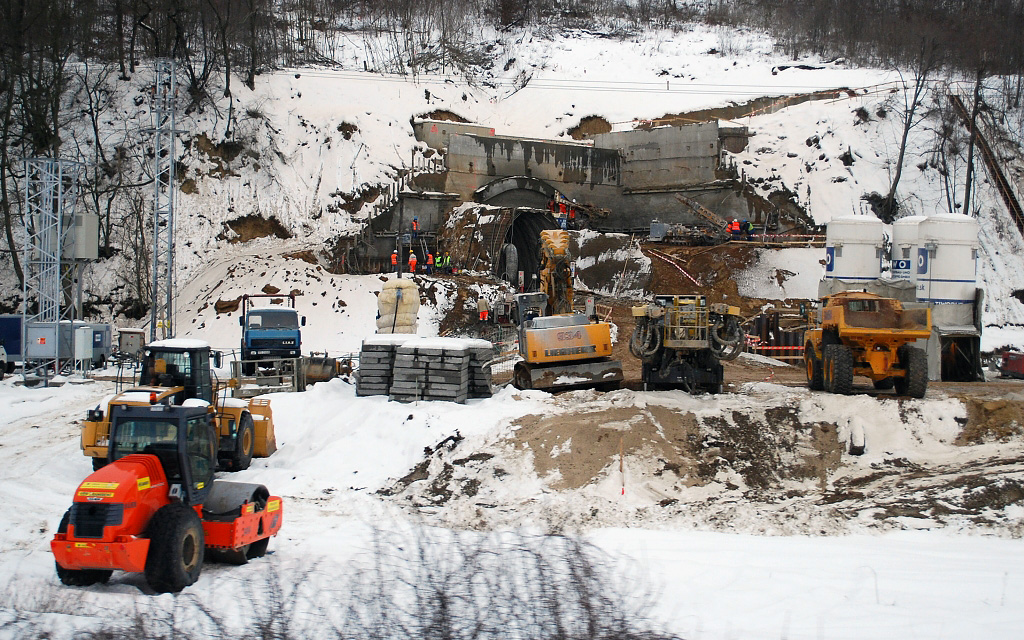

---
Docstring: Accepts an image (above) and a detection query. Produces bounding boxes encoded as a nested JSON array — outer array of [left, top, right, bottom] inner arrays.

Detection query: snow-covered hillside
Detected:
[[26, 23, 1019, 348]]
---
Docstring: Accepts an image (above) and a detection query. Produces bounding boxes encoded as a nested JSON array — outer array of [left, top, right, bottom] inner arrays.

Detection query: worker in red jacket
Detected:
[[391, 250, 398, 274], [426, 252, 434, 275], [408, 250, 418, 274]]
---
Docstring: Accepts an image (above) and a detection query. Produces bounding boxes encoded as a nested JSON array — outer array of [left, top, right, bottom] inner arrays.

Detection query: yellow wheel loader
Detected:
[[81, 339, 277, 472]]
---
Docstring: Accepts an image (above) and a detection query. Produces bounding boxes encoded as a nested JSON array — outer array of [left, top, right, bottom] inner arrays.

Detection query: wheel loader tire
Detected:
[[895, 347, 928, 399], [824, 344, 853, 395], [55, 510, 113, 587], [873, 377, 895, 391], [805, 343, 824, 391], [91, 457, 106, 472], [231, 413, 255, 471], [144, 503, 205, 593]]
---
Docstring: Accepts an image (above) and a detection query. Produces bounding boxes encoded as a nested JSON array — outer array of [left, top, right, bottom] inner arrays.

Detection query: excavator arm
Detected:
[[538, 230, 574, 315]]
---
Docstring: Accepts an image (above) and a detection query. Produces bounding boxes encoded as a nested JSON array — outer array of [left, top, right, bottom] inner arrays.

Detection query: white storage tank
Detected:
[[915, 214, 979, 304], [824, 215, 884, 283], [890, 215, 927, 283]]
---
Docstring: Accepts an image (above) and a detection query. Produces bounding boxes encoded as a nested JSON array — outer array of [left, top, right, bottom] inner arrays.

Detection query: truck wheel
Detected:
[[55, 509, 113, 587], [824, 344, 854, 394], [144, 503, 205, 593], [895, 347, 928, 399], [231, 413, 255, 471], [873, 377, 895, 390], [91, 457, 106, 472], [805, 343, 824, 391]]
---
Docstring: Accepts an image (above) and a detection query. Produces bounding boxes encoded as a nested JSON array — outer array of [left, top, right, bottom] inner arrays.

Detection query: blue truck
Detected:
[[238, 294, 305, 371]]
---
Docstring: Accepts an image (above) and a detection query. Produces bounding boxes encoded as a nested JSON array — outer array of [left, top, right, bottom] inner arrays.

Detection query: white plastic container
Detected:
[[824, 215, 884, 283], [915, 214, 979, 304], [890, 215, 927, 283]]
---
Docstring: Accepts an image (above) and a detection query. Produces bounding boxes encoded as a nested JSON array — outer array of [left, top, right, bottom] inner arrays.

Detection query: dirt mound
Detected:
[[380, 392, 852, 533], [956, 395, 1024, 443]]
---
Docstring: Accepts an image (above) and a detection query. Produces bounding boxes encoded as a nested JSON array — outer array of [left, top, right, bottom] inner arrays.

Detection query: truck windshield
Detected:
[[111, 418, 178, 460], [248, 310, 298, 329]]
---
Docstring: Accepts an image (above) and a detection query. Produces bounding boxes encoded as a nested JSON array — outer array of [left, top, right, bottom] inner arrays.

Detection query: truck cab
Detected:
[[238, 294, 305, 365]]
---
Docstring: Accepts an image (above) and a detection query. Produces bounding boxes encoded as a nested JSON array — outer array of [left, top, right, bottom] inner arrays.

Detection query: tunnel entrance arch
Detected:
[[475, 175, 563, 210], [496, 208, 560, 291]]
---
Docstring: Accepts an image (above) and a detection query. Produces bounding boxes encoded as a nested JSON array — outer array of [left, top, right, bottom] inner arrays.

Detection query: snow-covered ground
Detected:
[[3, 366, 1024, 638]]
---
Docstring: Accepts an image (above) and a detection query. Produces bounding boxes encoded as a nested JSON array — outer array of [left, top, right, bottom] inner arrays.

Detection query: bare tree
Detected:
[[884, 37, 939, 221]]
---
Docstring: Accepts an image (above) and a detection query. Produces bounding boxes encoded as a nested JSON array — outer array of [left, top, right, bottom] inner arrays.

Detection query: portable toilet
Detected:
[[823, 215, 884, 285], [915, 214, 979, 304], [890, 215, 927, 283]]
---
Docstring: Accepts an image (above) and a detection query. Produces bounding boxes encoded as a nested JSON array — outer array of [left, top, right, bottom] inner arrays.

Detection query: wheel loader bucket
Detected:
[[246, 398, 277, 457], [303, 356, 338, 385]]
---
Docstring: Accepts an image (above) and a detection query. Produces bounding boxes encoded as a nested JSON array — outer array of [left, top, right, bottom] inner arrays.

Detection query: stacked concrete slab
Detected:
[[391, 340, 471, 403], [355, 334, 418, 397], [356, 336, 494, 403], [464, 338, 494, 399]]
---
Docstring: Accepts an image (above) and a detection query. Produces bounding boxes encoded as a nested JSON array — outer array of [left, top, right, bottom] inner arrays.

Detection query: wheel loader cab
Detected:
[[138, 345, 215, 404], [107, 404, 216, 506]]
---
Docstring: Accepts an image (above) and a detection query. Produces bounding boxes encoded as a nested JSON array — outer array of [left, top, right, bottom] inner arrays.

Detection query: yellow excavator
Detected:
[[512, 230, 623, 391]]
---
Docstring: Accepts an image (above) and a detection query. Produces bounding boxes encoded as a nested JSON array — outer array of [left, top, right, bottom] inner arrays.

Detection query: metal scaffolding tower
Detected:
[[21, 158, 83, 382], [150, 58, 177, 342]]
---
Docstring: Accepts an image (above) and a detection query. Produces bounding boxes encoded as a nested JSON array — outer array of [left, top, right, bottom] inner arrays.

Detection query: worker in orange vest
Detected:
[[390, 250, 398, 274], [408, 250, 418, 274], [426, 252, 434, 275], [411, 217, 419, 240], [728, 219, 741, 239]]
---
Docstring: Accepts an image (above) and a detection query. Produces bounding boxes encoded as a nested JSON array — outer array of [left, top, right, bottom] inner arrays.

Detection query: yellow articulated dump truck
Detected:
[[511, 230, 623, 391], [82, 339, 276, 471], [804, 291, 932, 397]]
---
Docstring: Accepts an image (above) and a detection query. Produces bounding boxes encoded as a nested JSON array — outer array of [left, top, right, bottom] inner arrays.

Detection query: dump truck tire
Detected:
[[55, 509, 113, 587], [895, 347, 928, 398], [144, 503, 205, 593], [92, 457, 106, 472], [824, 344, 853, 395], [231, 413, 255, 471], [805, 343, 824, 391]]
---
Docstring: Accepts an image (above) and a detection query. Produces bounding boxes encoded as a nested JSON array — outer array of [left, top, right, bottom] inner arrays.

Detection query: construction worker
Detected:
[[477, 296, 489, 322], [408, 250, 418, 274], [442, 251, 452, 275], [741, 219, 755, 241], [426, 252, 434, 275], [411, 216, 419, 240], [391, 250, 399, 274], [728, 218, 741, 239]]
